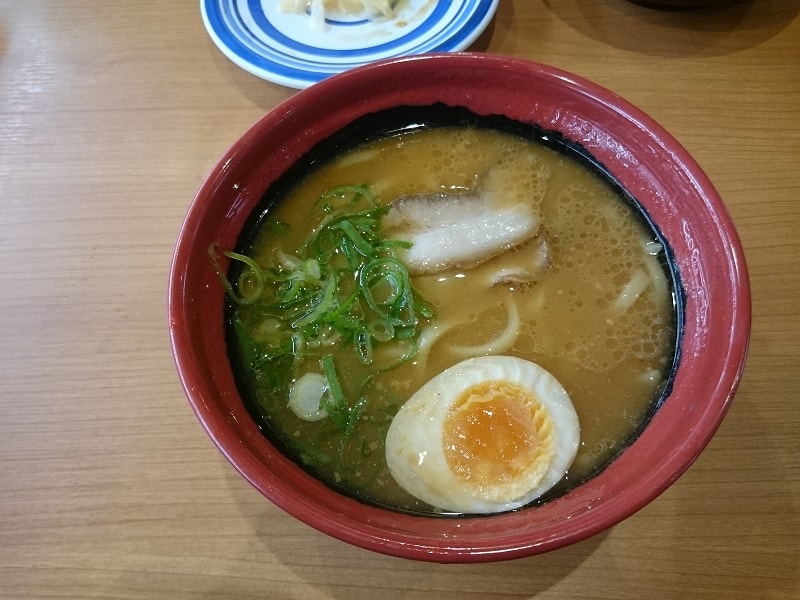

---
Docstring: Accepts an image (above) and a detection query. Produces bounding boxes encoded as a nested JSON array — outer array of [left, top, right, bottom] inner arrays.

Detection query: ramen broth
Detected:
[[226, 125, 677, 514]]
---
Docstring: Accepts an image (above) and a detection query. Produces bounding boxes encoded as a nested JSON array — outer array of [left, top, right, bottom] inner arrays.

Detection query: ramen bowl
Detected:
[[168, 53, 750, 563]]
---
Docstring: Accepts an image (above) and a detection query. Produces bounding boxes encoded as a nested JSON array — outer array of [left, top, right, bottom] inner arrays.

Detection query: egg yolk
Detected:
[[442, 380, 555, 499]]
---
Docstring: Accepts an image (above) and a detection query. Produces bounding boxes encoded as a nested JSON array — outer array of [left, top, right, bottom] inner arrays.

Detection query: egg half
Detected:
[[385, 355, 580, 514]]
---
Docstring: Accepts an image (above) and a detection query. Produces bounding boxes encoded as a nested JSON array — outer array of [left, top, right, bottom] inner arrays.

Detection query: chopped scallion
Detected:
[[212, 184, 435, 437]]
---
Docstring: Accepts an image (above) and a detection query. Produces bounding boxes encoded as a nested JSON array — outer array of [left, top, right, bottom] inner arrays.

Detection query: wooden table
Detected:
[[2, 1, 798, 598]]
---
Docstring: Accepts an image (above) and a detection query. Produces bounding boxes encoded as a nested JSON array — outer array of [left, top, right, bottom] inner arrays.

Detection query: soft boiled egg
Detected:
[[385, 355, 580, 514]]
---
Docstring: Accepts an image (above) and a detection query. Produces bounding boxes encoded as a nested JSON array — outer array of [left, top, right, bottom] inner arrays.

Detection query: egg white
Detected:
[[385, 355, 580, 514]]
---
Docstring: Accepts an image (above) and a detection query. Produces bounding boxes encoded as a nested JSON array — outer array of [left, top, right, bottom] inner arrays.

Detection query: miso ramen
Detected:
[[218, 112, 679, 515]]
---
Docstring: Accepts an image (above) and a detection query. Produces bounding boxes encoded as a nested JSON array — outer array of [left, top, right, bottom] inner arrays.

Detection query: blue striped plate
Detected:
[[201, 0, 499, 89]]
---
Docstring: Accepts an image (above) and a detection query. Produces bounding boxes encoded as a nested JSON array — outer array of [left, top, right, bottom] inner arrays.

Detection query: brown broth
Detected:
[[229, 124, 678, 514]]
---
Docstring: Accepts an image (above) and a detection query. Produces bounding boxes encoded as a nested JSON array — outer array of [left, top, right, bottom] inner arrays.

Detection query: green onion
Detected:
[[292, 274, 337, 328], [290, 332, 305, 364], [212, 184, 436, 438], [334, 220, 376, 257], [367, 319, 395, 342], [355, 327, 373, 365], [359, 257, 417, 327], [316, 184, 377, 211], [208, 243, 265, 305], [320, 354, 361, 435]]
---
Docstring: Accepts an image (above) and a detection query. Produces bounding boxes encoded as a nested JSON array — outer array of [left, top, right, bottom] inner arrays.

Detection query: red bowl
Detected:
[[168, 53, 750, 563]]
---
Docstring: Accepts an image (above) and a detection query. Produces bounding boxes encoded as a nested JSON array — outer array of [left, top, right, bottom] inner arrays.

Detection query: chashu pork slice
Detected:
[[383, 187, 541, 275]]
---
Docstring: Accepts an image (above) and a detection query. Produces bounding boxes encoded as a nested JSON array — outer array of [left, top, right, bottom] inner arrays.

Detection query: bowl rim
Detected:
[[168, 52, 751, 563]]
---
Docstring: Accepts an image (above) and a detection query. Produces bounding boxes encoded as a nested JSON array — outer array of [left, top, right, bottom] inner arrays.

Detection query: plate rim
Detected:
[[200, 0, 500, 88]]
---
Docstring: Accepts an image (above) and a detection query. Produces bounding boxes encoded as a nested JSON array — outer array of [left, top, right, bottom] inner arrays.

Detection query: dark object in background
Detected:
[[629, 0, 744, 8]]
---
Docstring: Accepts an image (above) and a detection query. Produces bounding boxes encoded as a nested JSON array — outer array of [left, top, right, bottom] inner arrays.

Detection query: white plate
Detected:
[[201, 0, 499, 89]]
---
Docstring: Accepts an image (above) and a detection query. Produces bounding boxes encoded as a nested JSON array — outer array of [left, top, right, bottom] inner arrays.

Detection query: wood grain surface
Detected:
[[1, 1, 797, 598]]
